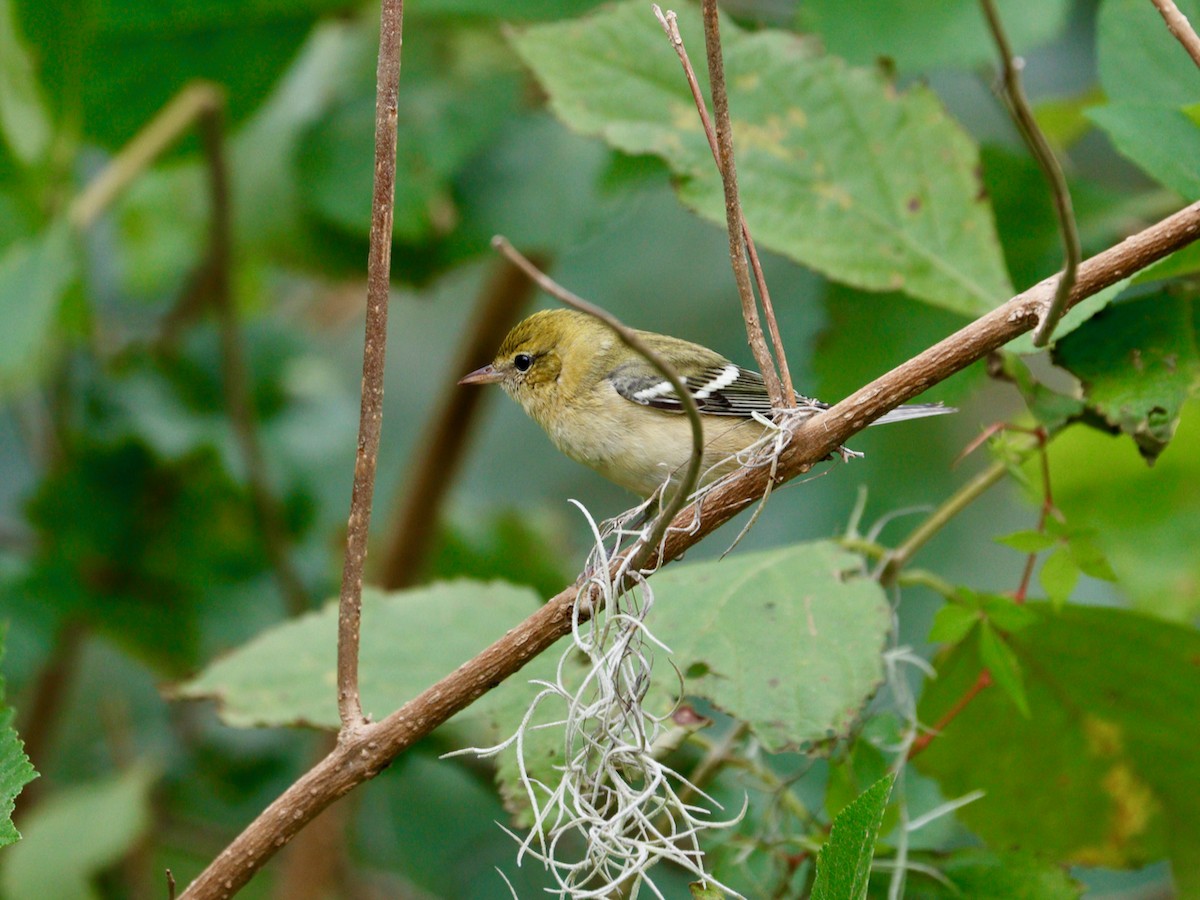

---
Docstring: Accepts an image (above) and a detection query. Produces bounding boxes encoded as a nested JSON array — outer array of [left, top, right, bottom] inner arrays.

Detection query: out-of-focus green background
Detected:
[[1, 0, 1198, 896]]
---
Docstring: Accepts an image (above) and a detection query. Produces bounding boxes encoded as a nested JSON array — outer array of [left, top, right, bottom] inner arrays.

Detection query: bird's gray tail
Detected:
[[871, 403, 957, 426]]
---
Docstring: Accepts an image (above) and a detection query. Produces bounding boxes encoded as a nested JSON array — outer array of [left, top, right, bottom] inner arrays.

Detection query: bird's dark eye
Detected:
[[513, 353, 534, 372]]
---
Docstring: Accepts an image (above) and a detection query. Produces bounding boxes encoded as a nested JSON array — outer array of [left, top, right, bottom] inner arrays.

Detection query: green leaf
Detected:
[[814, 285, 973, 406], [0, 629, 37, 848], [877, 849, 1082, 898], [1094, 0, 1200, 198], [1052, 294, 1199, 463], [1098, 0, 1200, 106], [689, 882, 726, 900], [1034, 88, 1105, 151], [1087, 103, 1200, 200], [1008, 279, 1133, 357], [0, 0, 50, 164], [425, 510, 575, 600], [0, 766, 155, 900], [812, 773, 896, 900], [478, 644, 581, 824], [914, 604, 1200, 893], [646, 541, 891, 752], [825, 726, 894, 821], [482, 541, 892, 820], [1067, 535, 1118, 582], [984, 142, 1132, 309], [0, 219, 78, 395], [1046, 400, 1200, 620], [980, 594, 1039, 633], [796, 0, 1071, 74], [995, 529, 1057, 554], [295, 32, 522, 243], [179, 580, 543, 730], [1038, 548, 1079, 608], [927, 603, 979, 646], [981, 146, 1141, 349], [0, 711, 34, 848], [978, 622, 1029, 717], [511, 1, 1012, 315], [993, 352, 1087, 430], [13, 0, 347, 150], [452, 111, 621, 257], [22, 439, 272, 675]]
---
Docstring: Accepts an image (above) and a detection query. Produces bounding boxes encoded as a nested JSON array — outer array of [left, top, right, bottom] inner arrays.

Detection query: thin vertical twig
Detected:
[[1013, 430, 1054, 603], [336, 0, 405, 731], [378, 255, 544, 590], [698, 0, 788, 406], [980, 0, 1080, 346], [196, 90, 310, 618], [1149, 0, 1200, 69], [653, 6, 795, 405]]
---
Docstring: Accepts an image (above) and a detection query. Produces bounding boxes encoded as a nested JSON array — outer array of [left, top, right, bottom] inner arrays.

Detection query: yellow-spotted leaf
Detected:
[[511, 1, 1011, 315], [915, 604, 1200, 894]]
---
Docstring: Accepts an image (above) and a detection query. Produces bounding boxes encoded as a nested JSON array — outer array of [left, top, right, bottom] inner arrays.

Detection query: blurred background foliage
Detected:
[[0, 0, 1198, 897]]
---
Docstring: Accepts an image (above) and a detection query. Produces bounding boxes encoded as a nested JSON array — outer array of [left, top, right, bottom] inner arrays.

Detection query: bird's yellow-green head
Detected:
[[459, 309, 613, 425]]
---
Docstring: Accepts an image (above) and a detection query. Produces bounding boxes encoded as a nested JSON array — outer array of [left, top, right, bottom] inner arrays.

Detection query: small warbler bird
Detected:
[[461, 309, 954, 497]]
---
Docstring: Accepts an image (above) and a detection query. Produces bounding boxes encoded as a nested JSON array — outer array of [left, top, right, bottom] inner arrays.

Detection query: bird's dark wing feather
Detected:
[[610, 360, 825, 418], [606, 332, 955, 424]]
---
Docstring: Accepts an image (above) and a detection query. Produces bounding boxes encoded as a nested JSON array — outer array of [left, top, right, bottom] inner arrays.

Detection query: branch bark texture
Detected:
[[335, 0, 404, 731], [179, 198, 1200, 900]]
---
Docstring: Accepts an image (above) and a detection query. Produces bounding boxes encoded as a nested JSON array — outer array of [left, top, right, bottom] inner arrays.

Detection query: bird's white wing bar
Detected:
[[612, 361, 956, 425], [612, 363, 778, 417]]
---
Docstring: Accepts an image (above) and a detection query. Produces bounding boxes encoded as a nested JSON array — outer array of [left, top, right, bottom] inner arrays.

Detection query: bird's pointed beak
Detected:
[[459, 363, 504, 386]]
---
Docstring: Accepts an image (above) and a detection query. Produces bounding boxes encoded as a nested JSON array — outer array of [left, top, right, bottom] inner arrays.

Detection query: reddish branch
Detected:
[[918, 427, 1055, 753], [334, 0, 404, 731], [179, 197, 1200, 900], [1014, 429, 1055, 603], [907, 669, 994, 760]]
